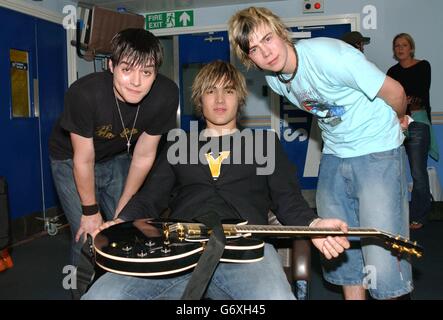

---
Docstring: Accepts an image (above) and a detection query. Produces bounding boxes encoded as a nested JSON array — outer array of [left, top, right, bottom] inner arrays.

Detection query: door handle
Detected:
[[33, 78, 39, 117], [204, 36, 224, 43]]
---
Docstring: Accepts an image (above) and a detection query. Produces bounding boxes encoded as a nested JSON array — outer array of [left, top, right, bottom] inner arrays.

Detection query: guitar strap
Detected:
[[181, 211, 226, 300], [71, 234, 96, 300]]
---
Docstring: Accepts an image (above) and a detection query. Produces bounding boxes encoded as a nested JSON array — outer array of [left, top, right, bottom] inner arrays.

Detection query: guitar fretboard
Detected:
[[230, 225, 382, 237], [167, 222, 422, 257]]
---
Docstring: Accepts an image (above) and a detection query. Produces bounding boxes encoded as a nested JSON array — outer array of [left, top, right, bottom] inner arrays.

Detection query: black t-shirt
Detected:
[[387, 60, 431, 119], [49, 71, 179, 162], [119, 130, 317, 226]]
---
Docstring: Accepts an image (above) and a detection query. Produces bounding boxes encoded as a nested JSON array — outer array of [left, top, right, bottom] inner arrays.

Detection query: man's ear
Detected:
[[108, 59, 114, 73]]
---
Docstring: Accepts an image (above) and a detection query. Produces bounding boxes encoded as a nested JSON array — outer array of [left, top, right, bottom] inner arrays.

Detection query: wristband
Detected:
[[82, 204, 99, 216]]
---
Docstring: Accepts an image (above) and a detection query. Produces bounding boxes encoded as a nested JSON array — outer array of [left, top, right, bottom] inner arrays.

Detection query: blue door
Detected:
[[0, 6, 67, 219], [35, 18, 68, 213], [279, 24, 351, 190], [178, 32, 230, 131]]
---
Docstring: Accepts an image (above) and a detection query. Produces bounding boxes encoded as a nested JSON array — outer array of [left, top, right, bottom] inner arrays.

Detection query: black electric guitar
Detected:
[[93, 219, 423, 277]]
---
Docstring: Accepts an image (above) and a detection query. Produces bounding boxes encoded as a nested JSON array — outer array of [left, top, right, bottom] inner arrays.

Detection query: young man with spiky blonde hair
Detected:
[[229, 7, 412, 300]]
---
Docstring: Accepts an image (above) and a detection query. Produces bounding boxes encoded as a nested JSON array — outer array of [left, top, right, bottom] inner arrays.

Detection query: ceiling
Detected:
[[78, 0, 283, 14]]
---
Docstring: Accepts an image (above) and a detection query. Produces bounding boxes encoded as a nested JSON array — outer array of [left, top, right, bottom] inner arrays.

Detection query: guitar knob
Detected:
[[145, 240, 156, 247], [137, 249, 148, 258], [161, 247, 171, 255], [121, 244, 133, 253]]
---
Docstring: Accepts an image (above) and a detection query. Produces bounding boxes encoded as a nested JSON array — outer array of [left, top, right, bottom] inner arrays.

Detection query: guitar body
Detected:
[[94, 219, 264, 277]]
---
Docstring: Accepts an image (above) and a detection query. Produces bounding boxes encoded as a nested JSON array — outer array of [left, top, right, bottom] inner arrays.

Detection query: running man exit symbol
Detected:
[[166, 12, 175, 27]]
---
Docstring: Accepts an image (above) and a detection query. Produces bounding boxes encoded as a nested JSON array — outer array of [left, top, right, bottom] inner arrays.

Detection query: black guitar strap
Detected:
[[71, 234, 96, 300], [181, 211, 226, 300]]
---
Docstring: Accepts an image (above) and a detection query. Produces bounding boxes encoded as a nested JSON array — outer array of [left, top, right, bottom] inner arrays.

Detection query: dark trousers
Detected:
[[404, 121, 431, 223]]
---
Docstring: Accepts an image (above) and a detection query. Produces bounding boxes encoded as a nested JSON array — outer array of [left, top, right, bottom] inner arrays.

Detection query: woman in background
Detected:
[[387, 33, 438, 230]]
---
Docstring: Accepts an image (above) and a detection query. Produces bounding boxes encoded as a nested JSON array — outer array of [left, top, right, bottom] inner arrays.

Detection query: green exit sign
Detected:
[[145, 10, 194, 30]]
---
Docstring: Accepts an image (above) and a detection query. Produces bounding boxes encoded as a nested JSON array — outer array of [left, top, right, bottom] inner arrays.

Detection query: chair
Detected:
[[268, 211, 311, 300]]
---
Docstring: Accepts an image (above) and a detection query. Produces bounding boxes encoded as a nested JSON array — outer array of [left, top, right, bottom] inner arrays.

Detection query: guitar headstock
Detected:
[[379, 231, 423, 258]]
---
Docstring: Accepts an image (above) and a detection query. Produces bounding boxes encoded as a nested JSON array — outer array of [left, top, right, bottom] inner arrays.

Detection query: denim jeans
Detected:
[[316, 147, 413, 299], [82, 244, 295, 300], [51, 153, 131, 266], [404, 121, 431, 223]]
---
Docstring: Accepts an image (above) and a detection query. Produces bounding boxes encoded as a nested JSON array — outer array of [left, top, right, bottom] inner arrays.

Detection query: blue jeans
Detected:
[[316, 147, 413, 299], [51, 153, 131, 266], [82, 244, 295, 300], [404, 122, 431, 223]]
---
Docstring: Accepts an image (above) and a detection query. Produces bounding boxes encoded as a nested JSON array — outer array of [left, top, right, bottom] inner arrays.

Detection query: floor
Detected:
[[0, 221, 442, 300]]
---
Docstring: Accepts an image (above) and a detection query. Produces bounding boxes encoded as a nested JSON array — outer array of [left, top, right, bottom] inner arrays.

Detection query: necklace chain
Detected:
[[276, 46, 299, 93], [114, 95, 140, 154]]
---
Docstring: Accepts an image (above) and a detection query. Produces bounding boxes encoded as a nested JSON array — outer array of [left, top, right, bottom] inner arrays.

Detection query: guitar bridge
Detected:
[[168, 223, 205, 240]]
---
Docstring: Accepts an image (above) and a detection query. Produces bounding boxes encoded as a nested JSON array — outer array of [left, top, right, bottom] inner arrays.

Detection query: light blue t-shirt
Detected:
[[266, 37, 404, 158]]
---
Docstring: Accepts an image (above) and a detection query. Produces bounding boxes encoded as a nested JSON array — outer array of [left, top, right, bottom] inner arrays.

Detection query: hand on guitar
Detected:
[[91, 218, 125, 239], [75, 213, 103, 243], [310, 218, 350, 260]]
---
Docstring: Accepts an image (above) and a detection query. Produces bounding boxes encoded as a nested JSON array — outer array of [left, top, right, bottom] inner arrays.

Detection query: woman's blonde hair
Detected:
[[228, 7, 292, 69], [393, 33, 416, 60], [191, 60, 247, 117]]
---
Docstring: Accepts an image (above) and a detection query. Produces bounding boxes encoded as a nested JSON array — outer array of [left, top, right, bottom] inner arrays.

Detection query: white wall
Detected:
[[19, 0, 74, 12]]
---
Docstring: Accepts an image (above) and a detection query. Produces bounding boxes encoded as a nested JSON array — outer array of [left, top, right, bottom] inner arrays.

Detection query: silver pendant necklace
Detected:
[[114, 95, 140, 154], [276, 46, 299, 93]]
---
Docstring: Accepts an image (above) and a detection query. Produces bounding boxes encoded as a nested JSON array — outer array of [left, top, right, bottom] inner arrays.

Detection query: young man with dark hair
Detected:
[[49, 28, 179, 266]]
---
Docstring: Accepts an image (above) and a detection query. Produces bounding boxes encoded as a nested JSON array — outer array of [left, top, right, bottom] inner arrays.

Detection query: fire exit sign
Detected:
[[145, 10, 194, 30]]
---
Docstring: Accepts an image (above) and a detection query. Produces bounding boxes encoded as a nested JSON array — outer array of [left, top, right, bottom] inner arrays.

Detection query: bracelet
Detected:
[[82, 204, 99, 216]]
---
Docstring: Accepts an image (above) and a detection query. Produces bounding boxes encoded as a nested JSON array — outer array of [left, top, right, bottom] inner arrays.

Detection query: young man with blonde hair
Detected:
[[84, 60, 349, 300], [229, 7, 412, 300]]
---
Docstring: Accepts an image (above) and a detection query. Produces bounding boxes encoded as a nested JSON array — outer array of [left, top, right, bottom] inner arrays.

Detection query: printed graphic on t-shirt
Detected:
[[96, 125, 116, 139], [302, 100, 345, 126], [291, 88, 345, 127], [205, 151, 230, 180], [95, 125, 139, 140], [119, 128, 139, 138]]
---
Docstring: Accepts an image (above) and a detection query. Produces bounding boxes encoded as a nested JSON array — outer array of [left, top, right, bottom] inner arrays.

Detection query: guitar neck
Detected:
[[229, 224, 383, 237], [168, 222, 422, 258]]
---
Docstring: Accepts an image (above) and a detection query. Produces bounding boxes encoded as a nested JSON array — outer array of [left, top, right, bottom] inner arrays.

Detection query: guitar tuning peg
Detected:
[[411, 249, 422, 258]]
